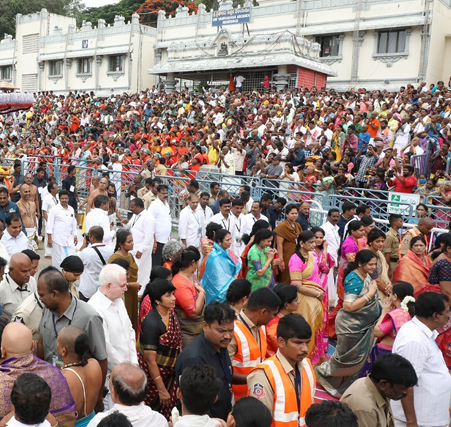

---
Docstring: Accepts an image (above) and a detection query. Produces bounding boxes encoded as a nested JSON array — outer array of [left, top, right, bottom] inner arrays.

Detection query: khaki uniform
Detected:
[[382, 227, 400, 278], [137, 186, 150, 199]]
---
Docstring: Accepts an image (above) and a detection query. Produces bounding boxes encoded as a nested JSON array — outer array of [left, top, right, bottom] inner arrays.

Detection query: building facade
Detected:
[[149, 0, 451, 92], [0, 9, 156, 95]]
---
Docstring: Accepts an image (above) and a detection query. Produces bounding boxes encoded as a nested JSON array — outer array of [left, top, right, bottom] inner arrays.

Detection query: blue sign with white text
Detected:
[[212, 7, 251, 27]]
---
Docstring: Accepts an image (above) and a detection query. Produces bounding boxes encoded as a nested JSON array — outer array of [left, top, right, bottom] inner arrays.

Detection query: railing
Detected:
[[4, 156, 451, 231]]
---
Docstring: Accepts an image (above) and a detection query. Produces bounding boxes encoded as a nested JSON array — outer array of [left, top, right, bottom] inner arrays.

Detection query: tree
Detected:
[[0, 0, 85, 37], [135, 0, 197, 26], [194, 0, 252, 12], [77, 0, 144, 27]]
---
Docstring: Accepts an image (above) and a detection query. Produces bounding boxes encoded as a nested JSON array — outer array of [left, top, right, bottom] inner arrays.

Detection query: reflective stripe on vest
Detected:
[[233, 320, 267, 369], [258, 355, 315, 427]]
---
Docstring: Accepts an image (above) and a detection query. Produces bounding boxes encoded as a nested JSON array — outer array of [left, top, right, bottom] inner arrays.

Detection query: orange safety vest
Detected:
[[256, 355, 315, 427], [398, 227, 421, 259], [232, 318, 267, 401]]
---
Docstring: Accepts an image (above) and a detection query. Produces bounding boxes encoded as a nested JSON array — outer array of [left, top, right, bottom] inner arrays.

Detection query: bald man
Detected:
[[85, 177, 109, 214], [86, 363, 168, 427], [0, 252, 34, 319], [58, 326, 103, 425], [399, 217, 434, 258], [16, 183, 38, 251], [0, 323, 76, 426]]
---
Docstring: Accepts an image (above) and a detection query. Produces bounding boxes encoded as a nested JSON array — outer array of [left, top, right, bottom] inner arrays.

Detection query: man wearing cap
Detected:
[[60, 255, 84, 298]]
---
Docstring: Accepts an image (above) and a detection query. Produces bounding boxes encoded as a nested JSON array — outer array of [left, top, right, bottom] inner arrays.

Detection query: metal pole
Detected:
[[351, 0, 363, 85]]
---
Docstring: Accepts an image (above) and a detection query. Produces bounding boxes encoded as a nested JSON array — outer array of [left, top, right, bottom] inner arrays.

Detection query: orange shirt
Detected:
[[368, 119, 380, 138]]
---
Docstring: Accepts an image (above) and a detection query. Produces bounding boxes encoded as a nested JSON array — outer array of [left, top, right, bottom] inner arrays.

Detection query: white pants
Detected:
[[26, 227, 38, 252], [43, 220, 51, 257], [134, 248, 152, 294], [327, 267, 338, 306], [52, 242, 75, 270]]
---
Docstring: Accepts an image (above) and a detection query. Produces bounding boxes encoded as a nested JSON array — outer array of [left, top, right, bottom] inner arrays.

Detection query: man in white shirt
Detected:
[[87, 363, 168, 427], [110, 154, 123, 207], [230, 199, 245, 257], [241, 201, 269, 237], [0, 252, 34, 319], [42, 182, 59, 259], [197, 192, 213, 237], [179, 195, 202, 249], [0, 213, 28, 258], [234, 74, 245, 92], [88, 265, 138, 409], [8, 372, 53, 427], [84, 195, 115, 247], [125, 198, 155, 288], [148, 185, 171, 267], [392, 292, 451, 427], [208, 198, 233, 233], [46, 190, 78, 270], [77, 226, 114, 302], [321, 208, 340, 307]]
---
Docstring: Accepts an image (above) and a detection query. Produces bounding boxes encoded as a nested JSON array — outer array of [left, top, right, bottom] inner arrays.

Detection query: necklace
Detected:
[[62, 361, 83, 369], [19, 200, 33, 221]]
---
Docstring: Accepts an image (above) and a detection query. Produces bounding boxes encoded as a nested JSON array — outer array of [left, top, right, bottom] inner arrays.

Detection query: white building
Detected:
[[148, 0, 451, 92], [0, 9, 156, 94]]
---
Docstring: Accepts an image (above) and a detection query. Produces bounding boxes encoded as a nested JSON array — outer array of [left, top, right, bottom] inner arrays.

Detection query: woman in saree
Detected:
[[199, 222, 222, 280], [289, 230, 328, 364], [226, 278, 252, 316], [138, 279, 181, 420], [246, 229, 277, 291], [311, 226, 336, 357], [365, 228, 392, 299], [108, 229, 141, 331], [201, 229, 241, 305], [360, 281, 415, 376], [331, 124, 345, 161], [315, 250, 382, 397], [274, 204, 302, 283], [393, 236, 432, 295], [358, 216, 376, 248], [329, 220, 364, 339], [266, 283, 300, 357], [139, 266, 172, 328], [162, 240, 184, 271], [423, 239, 451, 367], [238, 219, 270, 279], [172, 248, 206, 348]]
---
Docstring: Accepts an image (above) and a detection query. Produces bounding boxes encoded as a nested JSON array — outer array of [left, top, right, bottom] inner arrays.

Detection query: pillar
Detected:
[[273, 65, 290, 91], [165, 73, 177, 93]]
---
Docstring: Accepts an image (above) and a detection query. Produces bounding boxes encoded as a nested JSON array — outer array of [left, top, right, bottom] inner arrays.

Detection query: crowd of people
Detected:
[[0, 81, 450, 427]]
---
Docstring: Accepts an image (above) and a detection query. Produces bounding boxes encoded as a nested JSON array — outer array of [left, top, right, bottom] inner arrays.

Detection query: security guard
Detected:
[[247, 313, 315, 427], [228, 288, 280, 401]]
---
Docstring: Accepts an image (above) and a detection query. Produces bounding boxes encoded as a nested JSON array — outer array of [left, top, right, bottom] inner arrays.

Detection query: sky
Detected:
[[83, 0, 121, 8]]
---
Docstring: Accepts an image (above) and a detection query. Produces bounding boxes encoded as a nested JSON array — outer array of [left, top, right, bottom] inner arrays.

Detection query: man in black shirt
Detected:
[[265, 197, 286, 229], [175, 302, 235, 421], [62, 165, 79, 213]]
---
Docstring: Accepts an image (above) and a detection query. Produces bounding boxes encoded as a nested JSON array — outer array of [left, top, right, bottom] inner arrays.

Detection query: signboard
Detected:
[[212, 7, 251, 27], [82, 40, 89, 49], [387, 192, 420, 215]]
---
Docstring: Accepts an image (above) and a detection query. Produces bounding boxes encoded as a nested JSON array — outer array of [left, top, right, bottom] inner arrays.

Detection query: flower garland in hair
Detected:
[[400, 296, 415, 313]]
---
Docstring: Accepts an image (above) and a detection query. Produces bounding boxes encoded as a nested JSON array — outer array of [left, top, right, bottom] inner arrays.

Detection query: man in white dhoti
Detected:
[[46, 190, 78, 270], [124, 198, 155, 292], [42, 182, 59, 259]]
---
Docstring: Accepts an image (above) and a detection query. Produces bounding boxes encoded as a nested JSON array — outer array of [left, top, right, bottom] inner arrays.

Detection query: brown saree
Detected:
[[274, 219, 302, 283]]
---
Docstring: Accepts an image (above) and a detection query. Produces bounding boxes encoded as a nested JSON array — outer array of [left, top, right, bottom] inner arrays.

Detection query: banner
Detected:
[[212, 7, 251, 27]]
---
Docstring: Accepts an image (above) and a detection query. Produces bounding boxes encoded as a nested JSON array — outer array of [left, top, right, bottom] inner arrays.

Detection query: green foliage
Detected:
[[78, 0, 143, 27], [0, 0, 85, 37]]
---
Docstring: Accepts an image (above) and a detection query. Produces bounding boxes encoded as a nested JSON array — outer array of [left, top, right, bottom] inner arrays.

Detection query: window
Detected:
[[0, 66, 12, 81], [48, 60, 63, 77], [109, 55, 124, 72], [316, 35, 341, 57], [78, 58, 91, 74], [377, 30, 406, 54]]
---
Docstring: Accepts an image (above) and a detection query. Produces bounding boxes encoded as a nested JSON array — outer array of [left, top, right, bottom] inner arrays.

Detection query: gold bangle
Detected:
[[154, 375, 161, 381]]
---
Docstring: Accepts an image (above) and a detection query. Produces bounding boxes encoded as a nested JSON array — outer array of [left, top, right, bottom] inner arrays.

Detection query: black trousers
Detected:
[[152, 242, 165, 267]]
